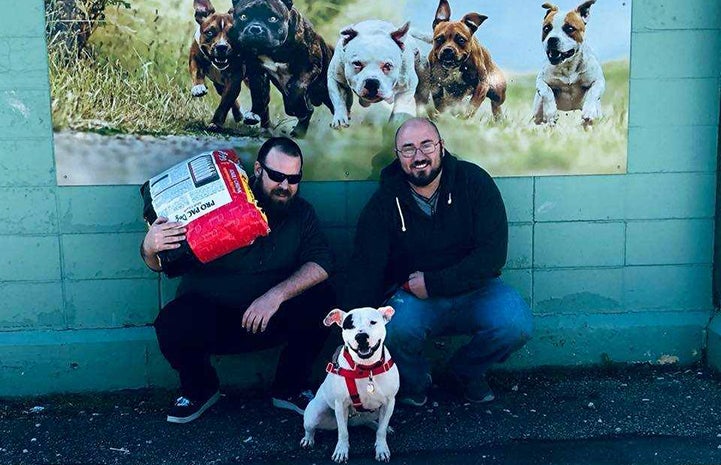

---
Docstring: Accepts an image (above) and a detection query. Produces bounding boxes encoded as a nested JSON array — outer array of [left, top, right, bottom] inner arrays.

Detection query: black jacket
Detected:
[[344, 152, 508, 308]]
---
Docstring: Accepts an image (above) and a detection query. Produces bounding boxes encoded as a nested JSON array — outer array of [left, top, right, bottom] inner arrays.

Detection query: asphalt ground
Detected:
[[2, 364, 721, 465]]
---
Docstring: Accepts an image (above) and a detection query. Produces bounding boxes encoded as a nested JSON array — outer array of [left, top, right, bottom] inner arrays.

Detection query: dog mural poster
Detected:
[[46, 0, 630, 185]]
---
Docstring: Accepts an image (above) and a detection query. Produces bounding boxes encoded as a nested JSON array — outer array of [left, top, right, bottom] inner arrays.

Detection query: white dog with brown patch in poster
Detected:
[[533, 0, 605, 127], [300, 306, 399, 463]]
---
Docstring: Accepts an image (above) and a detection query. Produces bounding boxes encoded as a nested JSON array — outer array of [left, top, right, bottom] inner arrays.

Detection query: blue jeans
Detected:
[[384, 278, 533, 394]]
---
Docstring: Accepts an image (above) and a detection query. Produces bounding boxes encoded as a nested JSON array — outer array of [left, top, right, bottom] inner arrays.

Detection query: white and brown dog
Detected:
[[327, 20, 431, 129], [301, 306, 399, 463], [532, 0, 605, 127]]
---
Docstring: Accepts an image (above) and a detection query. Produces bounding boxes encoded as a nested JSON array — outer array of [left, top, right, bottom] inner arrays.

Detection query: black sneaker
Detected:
[[272, 390, 314, 414], [166, 390, 220, 424], [397, 373, 431, 407], [463, 378, 496, 404], [443, 370, 495, 403]]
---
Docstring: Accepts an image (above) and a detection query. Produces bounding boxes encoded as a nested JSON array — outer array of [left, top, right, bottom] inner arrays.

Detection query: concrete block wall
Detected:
[[0, 0, 718, 396]]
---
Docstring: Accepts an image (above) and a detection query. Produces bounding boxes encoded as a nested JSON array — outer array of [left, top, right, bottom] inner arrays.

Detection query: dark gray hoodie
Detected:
[[344, 152, 508, 308]]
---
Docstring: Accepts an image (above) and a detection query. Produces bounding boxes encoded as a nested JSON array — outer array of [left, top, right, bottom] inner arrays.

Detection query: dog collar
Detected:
[[326, 347, 395, 412]]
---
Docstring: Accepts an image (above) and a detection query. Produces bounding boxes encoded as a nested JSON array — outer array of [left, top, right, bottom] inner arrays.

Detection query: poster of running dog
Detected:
[[47, 0, 630, 185]]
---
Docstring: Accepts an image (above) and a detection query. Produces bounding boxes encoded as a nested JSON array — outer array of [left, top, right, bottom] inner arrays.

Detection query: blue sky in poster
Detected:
[[403, 0, 632, 73]]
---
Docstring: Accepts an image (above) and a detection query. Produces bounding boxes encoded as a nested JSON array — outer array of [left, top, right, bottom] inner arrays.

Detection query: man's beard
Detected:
[[253, 179, 295, 219], [405, 163, 442, 187]]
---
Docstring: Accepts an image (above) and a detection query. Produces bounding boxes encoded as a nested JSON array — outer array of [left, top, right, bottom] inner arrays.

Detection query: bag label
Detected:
[[148, 152, 232, 224]]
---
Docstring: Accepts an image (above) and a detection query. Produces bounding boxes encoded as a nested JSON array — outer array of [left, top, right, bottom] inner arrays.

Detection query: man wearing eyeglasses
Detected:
[[345, 117, 532, 407], [144, 137, 335, 423]]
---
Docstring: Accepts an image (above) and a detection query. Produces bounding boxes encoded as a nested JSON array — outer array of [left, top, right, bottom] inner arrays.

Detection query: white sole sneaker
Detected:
[[398, 395, 428, 407], [271, 397, 305, 415], [166, 391, 220, 424]]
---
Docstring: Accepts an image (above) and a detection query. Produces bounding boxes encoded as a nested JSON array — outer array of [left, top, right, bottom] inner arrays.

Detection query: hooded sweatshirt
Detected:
[[344, 152, 508, 308]]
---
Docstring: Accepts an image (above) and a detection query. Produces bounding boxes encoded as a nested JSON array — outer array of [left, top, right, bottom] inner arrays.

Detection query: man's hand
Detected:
[[407, 271, 428, 299], [242, 289, 284, 334], [142, 217, 186, 255]]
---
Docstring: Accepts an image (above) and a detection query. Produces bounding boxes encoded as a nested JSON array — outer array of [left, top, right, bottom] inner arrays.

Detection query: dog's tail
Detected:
[[409, 28, 432, 44]]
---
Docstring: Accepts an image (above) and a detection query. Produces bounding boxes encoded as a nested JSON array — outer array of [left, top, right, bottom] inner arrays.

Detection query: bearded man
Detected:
[[344, 118, 532, 407], [142, 137, 335, 423]]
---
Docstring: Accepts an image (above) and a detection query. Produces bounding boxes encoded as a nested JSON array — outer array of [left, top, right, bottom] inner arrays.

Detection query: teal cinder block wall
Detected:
[[0, 0, 719, 396]]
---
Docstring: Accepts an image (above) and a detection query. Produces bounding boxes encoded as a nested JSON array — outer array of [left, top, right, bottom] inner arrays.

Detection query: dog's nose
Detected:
[[364, 79, 380, 96], [355, 332, 369, 342], [546, 37, 560, 49], [215, 43, 229, 55], [440, 48, 454, 59], [248, 24, 263, 36]]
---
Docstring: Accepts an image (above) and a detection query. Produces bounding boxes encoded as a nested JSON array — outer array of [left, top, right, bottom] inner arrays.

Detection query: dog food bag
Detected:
[[140, 149, 270, 277]]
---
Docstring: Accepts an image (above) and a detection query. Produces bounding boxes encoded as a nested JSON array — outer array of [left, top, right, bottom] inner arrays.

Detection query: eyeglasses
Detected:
[[260, 162, 302, 184], [395, 140, 442, 158]]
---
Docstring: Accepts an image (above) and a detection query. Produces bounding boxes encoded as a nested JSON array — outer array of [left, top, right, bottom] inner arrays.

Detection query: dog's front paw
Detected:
[[206, 122, 223, 132], [375, 441, 391, 462], [330, 112, 350, 129], [300, 435, 315, 449], [191, 84, 208, 97], [243, 112, 261, 125], [332, 442, 349, 463], [581, 105, 601, 126], [541, 109, 558, 126]]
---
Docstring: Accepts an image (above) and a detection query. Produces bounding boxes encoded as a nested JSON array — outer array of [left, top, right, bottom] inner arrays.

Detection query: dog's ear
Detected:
[[280, 0, 294, 10], [461, 13, 487, 35], [378, 306, 395, 323], [194, 0, 216, 25], [340, 26, 358, 46], [433, 0, 451, 29], [576, 0, 596, 23], [542, 2, 558, 19], [390, 21, 410, 51], [323, 309, 346, 327]]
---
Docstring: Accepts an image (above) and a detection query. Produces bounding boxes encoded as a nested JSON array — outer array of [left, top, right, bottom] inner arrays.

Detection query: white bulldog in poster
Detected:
[[327, 19, 430, 128]]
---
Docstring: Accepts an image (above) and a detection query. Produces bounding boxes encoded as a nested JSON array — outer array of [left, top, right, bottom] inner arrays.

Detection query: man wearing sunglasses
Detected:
[[345, 117, 532, 407], [146, 137, 335, 423]]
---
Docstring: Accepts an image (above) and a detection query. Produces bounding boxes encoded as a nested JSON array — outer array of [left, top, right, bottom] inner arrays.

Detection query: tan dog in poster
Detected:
[[428, 0, 506, 119], [189, 0, 259, 131]]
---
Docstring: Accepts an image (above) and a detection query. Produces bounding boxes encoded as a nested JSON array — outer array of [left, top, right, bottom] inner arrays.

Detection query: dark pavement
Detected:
[[2, 364, 721, 465]]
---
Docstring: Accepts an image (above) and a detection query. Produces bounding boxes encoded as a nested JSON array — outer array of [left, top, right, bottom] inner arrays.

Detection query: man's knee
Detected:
[[493, 298, 533, 350], [496, 312, 533, 351], [474, 284, 533, 348], [282, 282, 336, 328], [384, 303, 430, 349], [153, 294, 203, 344]]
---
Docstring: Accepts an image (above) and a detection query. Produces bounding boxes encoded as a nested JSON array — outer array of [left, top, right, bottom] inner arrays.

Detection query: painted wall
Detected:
[[0, 0, 718, 396]]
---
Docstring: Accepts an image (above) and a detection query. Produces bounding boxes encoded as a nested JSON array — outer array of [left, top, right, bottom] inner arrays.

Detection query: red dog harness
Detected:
[[326, 347, 395, 412]]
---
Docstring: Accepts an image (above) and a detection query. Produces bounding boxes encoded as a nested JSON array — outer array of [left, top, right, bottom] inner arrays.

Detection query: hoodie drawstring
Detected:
[[448, 192, 452, 205], [395, 197, 407, 232]]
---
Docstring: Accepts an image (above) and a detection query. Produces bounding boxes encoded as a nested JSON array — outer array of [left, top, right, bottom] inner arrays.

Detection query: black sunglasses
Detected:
[[260, 162, 303, 184]]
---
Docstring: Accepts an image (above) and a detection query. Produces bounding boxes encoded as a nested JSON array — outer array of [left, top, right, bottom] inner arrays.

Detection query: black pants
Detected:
[[154, 283, 335, 399]]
